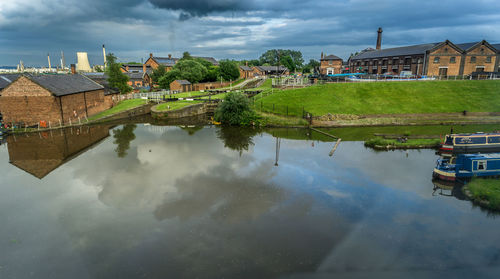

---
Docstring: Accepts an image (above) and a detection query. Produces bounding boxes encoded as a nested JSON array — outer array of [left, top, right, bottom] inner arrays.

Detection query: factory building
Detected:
[[349, 28, 500, 76], [0, 74, 117, 126]]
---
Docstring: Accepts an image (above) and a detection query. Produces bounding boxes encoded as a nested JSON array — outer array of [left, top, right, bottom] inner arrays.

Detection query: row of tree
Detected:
[[151, 52, 240, 90], [238, 49, 320, 74]]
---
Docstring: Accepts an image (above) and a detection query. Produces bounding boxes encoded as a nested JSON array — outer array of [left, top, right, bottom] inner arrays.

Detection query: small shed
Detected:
[[170, 80, 192, 92]]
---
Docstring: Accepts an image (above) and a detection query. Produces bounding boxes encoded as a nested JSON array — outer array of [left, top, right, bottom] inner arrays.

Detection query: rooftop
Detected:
[[26, 74, 104, 96], [0, 74, 21, 90], [321, 54, 342, 61], [175, 80, 191, 85]]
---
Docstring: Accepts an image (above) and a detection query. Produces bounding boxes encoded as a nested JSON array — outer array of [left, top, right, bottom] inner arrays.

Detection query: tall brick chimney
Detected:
[[168, 54, 172, 59], [70, 64, 76, 74], [376, 27, 383, 50]]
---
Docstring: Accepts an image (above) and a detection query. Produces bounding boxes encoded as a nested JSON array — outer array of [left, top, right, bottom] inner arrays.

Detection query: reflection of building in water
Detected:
[[6, 125, 112, 179]]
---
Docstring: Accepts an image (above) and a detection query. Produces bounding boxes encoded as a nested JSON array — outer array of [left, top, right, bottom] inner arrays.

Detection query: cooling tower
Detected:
[[76, 52, 92, 72]]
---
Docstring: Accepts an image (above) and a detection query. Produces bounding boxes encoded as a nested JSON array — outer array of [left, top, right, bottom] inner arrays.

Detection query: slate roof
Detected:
[[175, 80, 191, 85], [124, 72, 144, 80], [195, 56, 219, 66], [493, 44, 500, 51], [0, 74, 21, 90], [121, 64, 152, 73], [351, 43, 440, 60], [321, 54, 342, 61], [240, 65, 253, 71], [255, 66, 289, 72], [27, 74, 104, 96]]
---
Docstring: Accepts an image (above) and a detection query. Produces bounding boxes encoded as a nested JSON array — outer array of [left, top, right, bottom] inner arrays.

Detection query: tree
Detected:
[[158, 69, 181, 89], [94, 65, 103, 72], [182, 51, 192, 60], [215, 92, 259, 126], [259, 49, 304, 70], [151, 65, 167, 84], [219, 60, 240, 81], [106, 53, 132, 94], [204, 66, 221, 82], [216, 126, 260, 155], [303, 59, 320, 73], [113, 124, 137, 158], [281, 55, 295, 73], [174, 59, 207, 84]]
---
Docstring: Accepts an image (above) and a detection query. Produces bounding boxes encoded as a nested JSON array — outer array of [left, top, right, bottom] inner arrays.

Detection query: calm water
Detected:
[[1, 124, 500, 279]]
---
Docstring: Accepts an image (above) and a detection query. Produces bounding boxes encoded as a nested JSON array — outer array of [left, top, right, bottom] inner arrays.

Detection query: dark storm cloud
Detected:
[[0, 0, 499, 65]]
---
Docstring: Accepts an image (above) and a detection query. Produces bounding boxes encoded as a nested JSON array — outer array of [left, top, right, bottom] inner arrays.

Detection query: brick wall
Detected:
[[462, 44, 497, 75], [427, 44, 463, 76], [320, 60, 342, 75], [0, 76, 112, 126]]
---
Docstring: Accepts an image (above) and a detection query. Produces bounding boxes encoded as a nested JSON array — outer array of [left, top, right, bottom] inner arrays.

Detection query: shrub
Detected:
[[215, 92, 260, 126]]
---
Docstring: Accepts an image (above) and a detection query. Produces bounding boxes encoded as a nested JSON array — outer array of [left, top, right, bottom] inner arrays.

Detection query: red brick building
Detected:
[[170, 80, 193, 92], [239, 64, 253, 79], [0, 74, 117, 126], [145, 53, 219, 71], [320, 53, 343, 75]]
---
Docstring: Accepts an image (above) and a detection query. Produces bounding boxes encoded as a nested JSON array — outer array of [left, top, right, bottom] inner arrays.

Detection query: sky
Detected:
[[0, 0, 499, 66]]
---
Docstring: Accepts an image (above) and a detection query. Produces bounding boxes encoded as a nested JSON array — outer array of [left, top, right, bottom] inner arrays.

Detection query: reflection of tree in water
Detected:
[[113, 124, 137, 158], [216, 126, 261, 154], [179, 125, 203, 136]]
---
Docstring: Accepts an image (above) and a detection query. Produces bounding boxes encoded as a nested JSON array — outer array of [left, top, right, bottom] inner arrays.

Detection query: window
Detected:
[[471, 56, 476, 63], [393, 59, 399, 65], [450, 57, 456, 63], [480, 48, 485, 54], [404, 58, 411, 65], [444, 48, 448, 53], [477, 161, 486, 171], [328, 60, 332, 65], [486, 57, 492, 63], [433, 57, 440, 63]]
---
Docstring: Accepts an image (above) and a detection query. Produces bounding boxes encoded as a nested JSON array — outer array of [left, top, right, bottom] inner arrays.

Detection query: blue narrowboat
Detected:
[[440, 132, 500, 154], [433, 153, 500, 181]]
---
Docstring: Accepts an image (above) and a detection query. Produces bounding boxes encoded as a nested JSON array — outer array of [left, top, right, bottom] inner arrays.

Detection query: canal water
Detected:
[[1, 124, 499, 278]]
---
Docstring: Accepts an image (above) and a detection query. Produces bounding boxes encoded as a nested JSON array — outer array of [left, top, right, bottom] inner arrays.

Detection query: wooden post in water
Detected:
[[329, 138, 342, 157]]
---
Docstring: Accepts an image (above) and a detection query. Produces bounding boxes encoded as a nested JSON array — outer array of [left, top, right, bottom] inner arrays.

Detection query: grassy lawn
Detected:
[[88, 99, 147, 121], [465, 178, 500, 211], [167, 91, 204, 98], [253, 80, 500, 116], [155, 100, 203, 111], [364, 138, 441, 149], [200, 93, 227, 100]]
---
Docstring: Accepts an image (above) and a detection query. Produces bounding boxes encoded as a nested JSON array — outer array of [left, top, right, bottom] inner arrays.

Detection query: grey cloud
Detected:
[[148, 0, 249, 19]]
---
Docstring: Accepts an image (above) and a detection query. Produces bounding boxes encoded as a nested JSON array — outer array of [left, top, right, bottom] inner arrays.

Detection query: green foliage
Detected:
[[215, 92, 260, 126], [158, 69, 181, 89], [259, 49, 304, 69], [219, 60, 240, 81], [105, 53, 132, 94], [95, 65, 104, 72], [281, 55, 296, 73], [182, 51, 192, 60], [174, 59, 207, 83], [205, 66, 221, 82], [151, 65, 167, 83], [194, 58, 213, 69], [216, 126, 261, 154], [113, 124, 137, 158]]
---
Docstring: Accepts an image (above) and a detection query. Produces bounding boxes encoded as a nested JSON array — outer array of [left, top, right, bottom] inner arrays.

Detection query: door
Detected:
[[438, 68, 448, 76]]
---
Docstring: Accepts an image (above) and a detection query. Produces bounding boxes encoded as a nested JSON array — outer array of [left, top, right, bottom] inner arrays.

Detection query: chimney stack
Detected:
[[70, 64, 76, 74], [376, 27, 383, 50], [168, 54, 172, 59], [47, 53, 51, 70], [321, 52, 324, 59], [150, 53, 153, 58], [245, 61, 248, 66], [103, 44, 107, 69]]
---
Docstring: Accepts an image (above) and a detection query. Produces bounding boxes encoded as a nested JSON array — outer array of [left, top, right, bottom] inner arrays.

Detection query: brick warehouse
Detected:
[[0, 74, 117, 126], [349, 28, 500, 76]]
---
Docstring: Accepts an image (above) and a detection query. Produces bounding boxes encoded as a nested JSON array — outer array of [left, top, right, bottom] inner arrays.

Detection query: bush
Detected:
[[215, 92, 260, 126]]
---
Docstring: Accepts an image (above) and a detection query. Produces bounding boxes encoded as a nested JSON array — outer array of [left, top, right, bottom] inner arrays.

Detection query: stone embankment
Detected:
[[151, 102, 219, 119]]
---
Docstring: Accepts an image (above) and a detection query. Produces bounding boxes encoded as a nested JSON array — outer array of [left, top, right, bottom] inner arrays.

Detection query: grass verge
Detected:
[[258, 112, 308, 127], [464, 178, 500, 211], [254, 80, 500, 116], [364, 137, 441, 149], [155, 101, 203, 111], [88, 99, 147, 121]]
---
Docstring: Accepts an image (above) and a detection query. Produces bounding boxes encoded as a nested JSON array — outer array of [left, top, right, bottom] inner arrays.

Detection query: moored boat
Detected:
[[433, 153, 500, 181], [440, 132, 500, 154]]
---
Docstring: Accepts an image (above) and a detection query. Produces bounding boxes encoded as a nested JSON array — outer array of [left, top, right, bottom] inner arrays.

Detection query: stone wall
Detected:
[[151, 103, 210, 119]]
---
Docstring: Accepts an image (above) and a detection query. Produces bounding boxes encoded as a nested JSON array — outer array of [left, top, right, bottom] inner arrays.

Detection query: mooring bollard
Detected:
[[59, 119, 62, 127], [49, 121, 51, 129], [69, 119, 72, 126], [78, 117, 81, 124]]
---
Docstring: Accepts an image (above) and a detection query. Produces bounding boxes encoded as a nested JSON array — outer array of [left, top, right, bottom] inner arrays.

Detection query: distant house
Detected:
[[0, 74, 117, 126], [253, 66, 289, 77], [145, 53, 219, 71], [120, 64, 152, 74], [85, 72, 151, 92], [320, 53, 343, 75], [170, 80, 192, 92], [239, 64, 253, 79]]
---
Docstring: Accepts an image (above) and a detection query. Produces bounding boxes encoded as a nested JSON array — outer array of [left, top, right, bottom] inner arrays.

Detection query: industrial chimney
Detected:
[[103, 44, 107, 69], [376, 27, 383, 50], [70, 64, 76, 74], [47, 53, 52, 70], [61, 51, 66, 69]]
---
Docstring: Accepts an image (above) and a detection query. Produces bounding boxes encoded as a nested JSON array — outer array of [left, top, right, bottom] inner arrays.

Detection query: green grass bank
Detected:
[[254, 80, 500, 116], [464, 178, 500, 211], [88, 99, 147, 121]]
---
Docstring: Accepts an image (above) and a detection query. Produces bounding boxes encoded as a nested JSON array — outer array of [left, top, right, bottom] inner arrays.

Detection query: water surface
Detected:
[[1, 124, 499, 278]]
